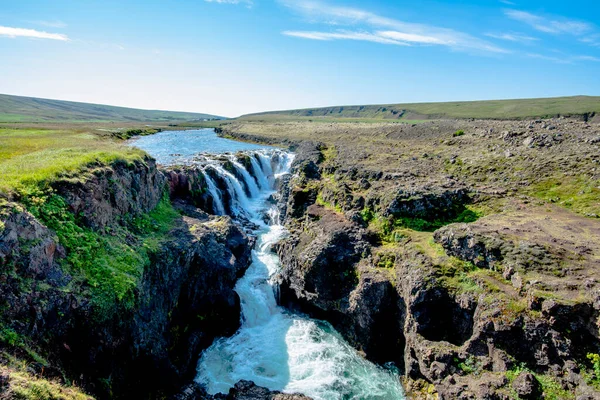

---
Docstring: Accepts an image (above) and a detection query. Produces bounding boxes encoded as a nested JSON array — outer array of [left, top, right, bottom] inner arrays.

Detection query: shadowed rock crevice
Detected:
[[412, 288, 476, 346]]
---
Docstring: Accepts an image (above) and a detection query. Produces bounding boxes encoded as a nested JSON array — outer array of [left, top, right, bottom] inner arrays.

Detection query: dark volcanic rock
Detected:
[[512, 371, 541, 399], [174, 380, 312, 400], [219, 380, 312, 400], [54, 157, 165, 230], [0, 161, 254, 399]]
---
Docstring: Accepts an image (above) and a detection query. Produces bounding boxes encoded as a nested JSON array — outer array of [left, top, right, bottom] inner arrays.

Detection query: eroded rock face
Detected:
[[55, 157, 165, 230], [0, 161, 254, 399], [175, 380, 312, 400], [274, 142, 600, 400]]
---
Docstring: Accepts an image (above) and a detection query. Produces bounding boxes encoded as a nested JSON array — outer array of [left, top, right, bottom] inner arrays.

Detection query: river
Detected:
[[131, 129, 405, 400]]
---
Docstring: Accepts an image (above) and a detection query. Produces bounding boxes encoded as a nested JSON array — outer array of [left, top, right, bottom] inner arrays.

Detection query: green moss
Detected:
[[23, 191, 179, 320], [527, 175, 600, 217], [453, 129, 465, 137], [316, 192, 344, 213], [454, 355, 482, 375], [506, 364, 575, 400], [584, 353, 600, 389], [0, 327, 22, 346]]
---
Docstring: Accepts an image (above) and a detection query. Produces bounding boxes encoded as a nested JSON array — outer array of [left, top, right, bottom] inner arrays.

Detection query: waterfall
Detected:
[[195, 150, 404, 400], [228, 155, 260, 198], [256, 152, 275, 187], [202, 168, 226, 215], [209, 163, 251, 217], [196, 150, 292, 219], [131, 129, 404, 400], [250, 156, 270, 191]]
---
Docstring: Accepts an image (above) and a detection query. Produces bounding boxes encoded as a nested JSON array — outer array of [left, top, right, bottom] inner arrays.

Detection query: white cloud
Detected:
[[575, 55, 600, 62], [525, 52, 600, 64], [204, 0, 253, 4], [279, 0, 507, 53], [485, 32, 538, 43], [526, 52, 571, 64], [283, 30, 409, 45], [580, 35, 600, 47], [0, 26, 69, 41], [505, 10, 592, 35], [33, 20, 67, 29]]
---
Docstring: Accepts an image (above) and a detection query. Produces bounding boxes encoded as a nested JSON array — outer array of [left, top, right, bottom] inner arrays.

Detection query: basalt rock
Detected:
[[274, 143, 600, 399], [175, 380, 312, 400], [54, 157, 165, 230], [0, 160, 254, 399]]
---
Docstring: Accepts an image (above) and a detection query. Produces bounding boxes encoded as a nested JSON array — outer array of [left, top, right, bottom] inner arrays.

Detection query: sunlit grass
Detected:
[[0, 128, 145, 194]]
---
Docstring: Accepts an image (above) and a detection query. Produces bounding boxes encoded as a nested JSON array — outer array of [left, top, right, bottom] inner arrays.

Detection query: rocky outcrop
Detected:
[[275, 141, 600, 400], [175, 380, 312, 400], [0, 159, 254, 399], [54, 157, 165, 230]]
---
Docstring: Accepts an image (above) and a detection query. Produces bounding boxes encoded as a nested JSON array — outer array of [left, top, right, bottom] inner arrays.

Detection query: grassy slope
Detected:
[[240, 95, 600, 121], [0, 127, 146, 194], [0, 93, 223, 123]]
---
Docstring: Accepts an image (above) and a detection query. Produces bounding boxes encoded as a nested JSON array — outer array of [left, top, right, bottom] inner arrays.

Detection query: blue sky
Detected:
[[0, 0, 599, 117]]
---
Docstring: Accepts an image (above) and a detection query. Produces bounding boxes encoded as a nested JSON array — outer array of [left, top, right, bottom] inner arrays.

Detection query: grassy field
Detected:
[[240, 95, 600, 121], [0, 127, 145, 194], [0, 93, 224, 123]]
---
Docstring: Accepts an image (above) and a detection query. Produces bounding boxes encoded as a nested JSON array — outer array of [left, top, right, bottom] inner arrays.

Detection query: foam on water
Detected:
[[131, 130, 405, 400]]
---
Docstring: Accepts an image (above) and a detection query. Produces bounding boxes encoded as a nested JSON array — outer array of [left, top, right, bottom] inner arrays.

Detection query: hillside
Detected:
[[0, 93, 223, 123], [240, 95, 600, 121]]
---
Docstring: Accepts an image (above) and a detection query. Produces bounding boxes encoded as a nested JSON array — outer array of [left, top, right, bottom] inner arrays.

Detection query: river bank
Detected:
[[219, 119, 600, 400]]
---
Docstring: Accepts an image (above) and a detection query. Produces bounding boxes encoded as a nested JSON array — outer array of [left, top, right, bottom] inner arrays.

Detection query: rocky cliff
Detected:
[[260, 118, 600, 400], [0, 157, 253, 398]]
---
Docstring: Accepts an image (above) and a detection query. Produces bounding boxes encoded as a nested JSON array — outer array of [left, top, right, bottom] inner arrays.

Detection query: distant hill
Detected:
[[240, 96, 600, 121], [0, 93, 224, 123]]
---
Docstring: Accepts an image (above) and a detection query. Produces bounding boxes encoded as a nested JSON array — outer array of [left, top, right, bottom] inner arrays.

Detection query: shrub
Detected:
[[453, 130, 465, 137]]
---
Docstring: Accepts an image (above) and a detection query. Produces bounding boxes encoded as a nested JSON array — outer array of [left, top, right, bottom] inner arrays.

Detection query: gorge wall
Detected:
[[261, 129, 600, 400], [0, 157, 254, 398]]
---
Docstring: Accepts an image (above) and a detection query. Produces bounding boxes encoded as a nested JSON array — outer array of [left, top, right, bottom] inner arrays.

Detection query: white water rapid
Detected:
[[194, 150, 406, 400]]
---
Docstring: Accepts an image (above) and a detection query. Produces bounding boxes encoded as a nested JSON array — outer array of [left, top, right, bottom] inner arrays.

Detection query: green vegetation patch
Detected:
[[0, 128, 145, 194], [506, 364, 574, 400], [527, 175, 600, 217], [23, 191, 179, 318], [1, 366, 92, 400], [363, 206, 482, 238]]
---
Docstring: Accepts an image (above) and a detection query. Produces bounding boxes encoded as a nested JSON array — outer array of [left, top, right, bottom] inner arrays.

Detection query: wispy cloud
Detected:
[[499, 0, 516, 5], [525, 52, 600, 64], [30, 20, 67, 29], [0, 26, 69, 41], [526, 52, 571, 64], [505, 9, 592, 35], [485, 32, 538, 43], [279, 0, 507, 53], [580, 35, 600, 47], [575, 55, 600, 62], [204, 0, 253, 4], [283, 30, 409, 45]]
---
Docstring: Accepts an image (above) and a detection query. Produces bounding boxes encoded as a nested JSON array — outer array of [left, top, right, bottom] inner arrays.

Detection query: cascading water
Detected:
[[202, 168, 226, 215], [227, 155, 260, 198], [208, 163, 252, 217], [195, 152, 405, 400], [250, 156, 270, 191], [130, 129, 405, 400]]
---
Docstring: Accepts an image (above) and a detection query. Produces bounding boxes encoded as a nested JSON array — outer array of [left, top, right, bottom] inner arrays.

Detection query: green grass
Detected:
[[240, 95, 600, 121], [1, 366, 92, 400], [506, 364, 575, 400], [23, 191, 179, 319], [528, 175, 600, 216], [0, 93, 222, 123], [0, 128, 146, 194]]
